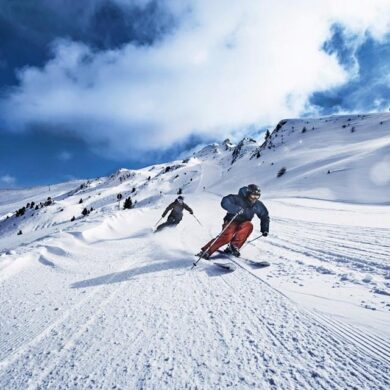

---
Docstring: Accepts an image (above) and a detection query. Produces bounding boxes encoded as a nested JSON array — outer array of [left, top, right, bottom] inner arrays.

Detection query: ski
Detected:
[[212, 260, 237, 271], [193, 253, 237, 272], [217, 250, 270, 268], [240, 257, 270, 268]]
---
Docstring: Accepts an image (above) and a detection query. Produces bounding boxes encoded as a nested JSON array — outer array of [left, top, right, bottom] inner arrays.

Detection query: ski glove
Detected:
[[237, 208, 245, 215], [262, 232, 268, 237]]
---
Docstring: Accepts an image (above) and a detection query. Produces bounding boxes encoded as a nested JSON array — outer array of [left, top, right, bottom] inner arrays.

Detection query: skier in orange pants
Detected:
[[197, 185, 269, 259], [201, 221, 254, 256]]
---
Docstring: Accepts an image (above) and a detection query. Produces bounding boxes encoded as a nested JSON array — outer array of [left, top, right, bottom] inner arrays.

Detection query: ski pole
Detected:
[[241, 233, 263, 251], [154, 216, 164, 227], [191, 210, 241, 269], [247, 234, 263, 244], [192, 214, 203, 226]]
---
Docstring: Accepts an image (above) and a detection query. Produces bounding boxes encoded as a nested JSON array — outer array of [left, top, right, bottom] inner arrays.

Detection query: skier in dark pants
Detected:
[[156, 196, 194, 232], [197, 184, 269, 259]]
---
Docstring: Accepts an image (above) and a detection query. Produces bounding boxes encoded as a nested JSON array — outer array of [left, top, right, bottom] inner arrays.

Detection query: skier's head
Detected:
[[246, 184, 261, 203], [177, 195, 184, 203]]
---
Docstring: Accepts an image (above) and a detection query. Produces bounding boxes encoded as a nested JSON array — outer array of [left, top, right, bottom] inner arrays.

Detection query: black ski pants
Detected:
[[156, 215, 180, 231]]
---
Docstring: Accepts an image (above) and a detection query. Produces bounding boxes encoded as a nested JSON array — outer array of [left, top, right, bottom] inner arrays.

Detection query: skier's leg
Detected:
[[156, 216, 176, 231], [156, 222, 169, 231], [167, 216, 178, 226], [231, 221, 253, 248], [201, 222, 237, 255]]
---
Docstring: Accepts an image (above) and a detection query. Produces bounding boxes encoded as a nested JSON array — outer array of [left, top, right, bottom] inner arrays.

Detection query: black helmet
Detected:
[[247, 184, 261, 196], [177, 196, 184, 201]]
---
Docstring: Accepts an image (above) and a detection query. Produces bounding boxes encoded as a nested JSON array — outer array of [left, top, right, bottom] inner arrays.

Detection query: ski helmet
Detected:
[[247, 184, 261, 197], [177, 195, 184, 201]]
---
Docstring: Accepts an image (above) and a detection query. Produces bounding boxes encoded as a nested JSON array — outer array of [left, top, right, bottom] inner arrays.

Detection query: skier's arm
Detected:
[[256, 203, 270, 234], [183, 203, 193, 214], [162, 203, 174, 217], [221, 195, 242, 214]]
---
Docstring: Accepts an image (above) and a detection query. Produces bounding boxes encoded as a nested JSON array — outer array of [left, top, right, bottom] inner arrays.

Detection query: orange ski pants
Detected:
[[201, 221, 253, 255]]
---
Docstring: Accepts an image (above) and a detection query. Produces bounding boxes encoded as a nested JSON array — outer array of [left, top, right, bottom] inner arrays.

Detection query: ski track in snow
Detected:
[[267, 217, 389, 273], [229, 255, 390, 365], [0, 209, 389, 390]]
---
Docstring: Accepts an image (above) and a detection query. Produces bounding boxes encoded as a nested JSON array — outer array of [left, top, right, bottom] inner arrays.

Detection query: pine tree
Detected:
[[16, 207, 26, 217], [123, 196, 133, 209], [277, 167, 287, 177], [117, 193, 123, 209]]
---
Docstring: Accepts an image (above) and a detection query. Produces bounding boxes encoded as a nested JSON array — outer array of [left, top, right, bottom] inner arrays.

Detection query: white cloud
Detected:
[[58, 151, 72, 161], [1, 0, 389, 158], [0, 175, 16, 186]]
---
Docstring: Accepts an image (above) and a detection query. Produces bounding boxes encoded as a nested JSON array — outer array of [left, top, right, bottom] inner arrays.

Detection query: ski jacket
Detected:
[[162, 200, 193, 222], [221, 186, 270, 233]]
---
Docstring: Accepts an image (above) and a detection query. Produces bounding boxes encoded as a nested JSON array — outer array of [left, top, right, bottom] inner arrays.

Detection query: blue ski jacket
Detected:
[[221, 186, 270, 233]]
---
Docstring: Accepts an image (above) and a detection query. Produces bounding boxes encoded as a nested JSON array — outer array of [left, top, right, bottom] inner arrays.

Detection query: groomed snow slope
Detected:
[[0, 194, 389, 389], [0, 113, 389, 388]]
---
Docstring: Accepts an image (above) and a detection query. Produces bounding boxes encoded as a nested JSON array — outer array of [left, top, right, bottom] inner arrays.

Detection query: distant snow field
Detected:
[[1, 113, 389, 389]]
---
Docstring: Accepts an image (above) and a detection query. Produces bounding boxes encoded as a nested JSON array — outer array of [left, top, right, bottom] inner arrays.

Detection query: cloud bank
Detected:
[[1, 0, 389, 159], [309, 25, 390, 114], [0, 0, 176, 90], [0, 174, 16, 186]]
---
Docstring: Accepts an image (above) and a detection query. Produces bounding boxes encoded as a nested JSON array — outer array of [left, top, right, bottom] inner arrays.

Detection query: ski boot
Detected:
[[196, 250, 211, 260], [224, 244, 240, 257]]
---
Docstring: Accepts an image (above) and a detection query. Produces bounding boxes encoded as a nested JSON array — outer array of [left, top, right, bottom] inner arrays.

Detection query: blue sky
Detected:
[[309, 24, 390, 114], [1, 0, 389, 188]]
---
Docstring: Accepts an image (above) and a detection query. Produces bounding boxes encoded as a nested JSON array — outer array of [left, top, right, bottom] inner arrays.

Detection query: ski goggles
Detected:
[[248, 193, 260, 201]]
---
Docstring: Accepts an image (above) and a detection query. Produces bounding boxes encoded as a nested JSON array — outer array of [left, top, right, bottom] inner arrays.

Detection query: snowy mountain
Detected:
[[194, 112, 390, 204], [0, 113, 389, 388]]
